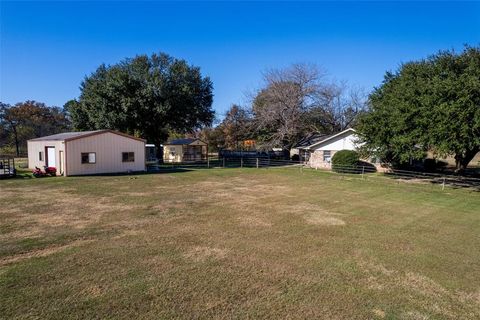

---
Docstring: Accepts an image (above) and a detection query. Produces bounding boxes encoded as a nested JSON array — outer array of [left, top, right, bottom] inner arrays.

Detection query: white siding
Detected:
[[313, 132, 358, 151], [65, 132, 145, 176], [27, 140, 66, 175]]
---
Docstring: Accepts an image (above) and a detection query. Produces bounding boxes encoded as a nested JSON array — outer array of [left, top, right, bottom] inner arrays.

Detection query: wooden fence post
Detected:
[[256, 158, 259, 169]]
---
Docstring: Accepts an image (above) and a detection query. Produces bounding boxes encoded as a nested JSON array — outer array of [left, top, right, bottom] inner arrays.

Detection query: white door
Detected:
[[46, 147, 56, 167]]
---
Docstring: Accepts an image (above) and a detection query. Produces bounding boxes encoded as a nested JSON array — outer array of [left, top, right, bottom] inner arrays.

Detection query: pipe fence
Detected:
[[147, 157, 480, 191]]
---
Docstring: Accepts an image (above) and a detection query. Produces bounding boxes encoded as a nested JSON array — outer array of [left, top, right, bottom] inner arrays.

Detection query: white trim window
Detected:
[[81, 152, 96, 164], [122, 152, 135, 162], [323, 150, 331, 163]]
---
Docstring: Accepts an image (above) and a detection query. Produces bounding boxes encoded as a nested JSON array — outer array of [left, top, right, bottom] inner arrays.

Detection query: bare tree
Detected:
[[308, 82, 367, 133], [251, 63, 326, 150], [250, 63, 366, 150]]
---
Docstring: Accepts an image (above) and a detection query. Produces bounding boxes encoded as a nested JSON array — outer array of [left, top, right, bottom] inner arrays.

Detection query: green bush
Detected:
[[331, 150, 360, 173]]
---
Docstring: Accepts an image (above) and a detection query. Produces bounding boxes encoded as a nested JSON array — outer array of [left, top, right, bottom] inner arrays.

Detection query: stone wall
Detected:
[[308, 149, 388, 172], [308, 150, 336, 169]]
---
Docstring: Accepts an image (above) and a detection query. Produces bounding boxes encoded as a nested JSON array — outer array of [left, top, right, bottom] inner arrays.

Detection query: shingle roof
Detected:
[[296, 128, 357, 149], [29, 131, 102, 141], [166, 138, 198, 145], [294, 133, 333, 148]]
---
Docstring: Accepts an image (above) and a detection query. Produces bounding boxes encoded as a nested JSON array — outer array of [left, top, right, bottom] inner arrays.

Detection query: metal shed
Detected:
[[27, 130, 146, 176]]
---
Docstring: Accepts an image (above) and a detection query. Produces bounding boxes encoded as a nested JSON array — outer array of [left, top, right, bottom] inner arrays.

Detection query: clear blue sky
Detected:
[[1, 1, 479, 119]]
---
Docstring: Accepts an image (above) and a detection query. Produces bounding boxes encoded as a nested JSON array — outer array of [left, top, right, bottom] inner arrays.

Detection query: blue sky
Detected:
[[1, 1, 479, 119]]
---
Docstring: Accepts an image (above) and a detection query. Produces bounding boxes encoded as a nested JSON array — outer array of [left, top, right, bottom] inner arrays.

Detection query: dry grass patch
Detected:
[[184, 246, 229, 262], [303, 213, 345, 226], [355, 255, 480, 318], [237, 215, 273, 227], [1, 189, 140, 240], [282, 203, 346, 226]]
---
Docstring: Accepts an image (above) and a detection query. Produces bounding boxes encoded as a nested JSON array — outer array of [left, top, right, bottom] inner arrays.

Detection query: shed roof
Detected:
[[28, 130, 146, 142], [29, 131, 101, 141], [165, 138, 206, 145]]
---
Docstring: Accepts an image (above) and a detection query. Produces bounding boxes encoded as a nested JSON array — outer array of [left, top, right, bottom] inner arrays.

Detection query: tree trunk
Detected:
[[12, 125, 20, 156], [154, 139, 163, 161], [454, 148, 479, 173]]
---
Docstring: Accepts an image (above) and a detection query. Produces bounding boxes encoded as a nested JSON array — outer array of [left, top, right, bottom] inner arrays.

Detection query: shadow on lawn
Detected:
[[384, 172, 480, 191]]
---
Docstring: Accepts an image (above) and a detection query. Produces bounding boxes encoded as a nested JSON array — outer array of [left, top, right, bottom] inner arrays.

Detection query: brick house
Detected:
[[297, 128, 366, 169]]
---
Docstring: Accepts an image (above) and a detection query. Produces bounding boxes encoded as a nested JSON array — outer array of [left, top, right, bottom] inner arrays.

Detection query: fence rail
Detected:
[[147, 157, 480, 191]]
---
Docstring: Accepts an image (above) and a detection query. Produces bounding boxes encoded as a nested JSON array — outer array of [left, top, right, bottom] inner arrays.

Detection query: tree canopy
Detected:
[[0, 101, 70, 156], [219, 104, 252, 150], [66, 53, 214, 147], [357, 46, 480, 171]]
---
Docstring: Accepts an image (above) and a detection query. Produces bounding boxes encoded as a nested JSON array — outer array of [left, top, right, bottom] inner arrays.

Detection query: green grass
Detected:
[[1, 168, 479, 319]]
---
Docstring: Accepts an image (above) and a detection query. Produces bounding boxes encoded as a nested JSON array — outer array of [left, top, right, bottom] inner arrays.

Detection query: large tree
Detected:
[[357, 46, 480, 171], [308, 82, 366, 133], [67, 53, 214, 149], [0, 101, 70, 156], [219, 104, 252, 150], [251, 64, 324, 150], [251, 63, 365, 150]]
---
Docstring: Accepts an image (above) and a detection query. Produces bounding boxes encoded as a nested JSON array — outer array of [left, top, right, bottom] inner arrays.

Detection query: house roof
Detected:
[[294, 132, 334, 148], [28, 130, 146, 143], [299, 128, 357, 150], [165, 138, 206, 145]]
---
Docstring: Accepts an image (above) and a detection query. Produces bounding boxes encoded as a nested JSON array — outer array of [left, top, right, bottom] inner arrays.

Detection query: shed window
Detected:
[[39, 152, 43, 161], [323, 150, 331, 163], [122, 152, 135, 162], [81, 152, 96, 164]]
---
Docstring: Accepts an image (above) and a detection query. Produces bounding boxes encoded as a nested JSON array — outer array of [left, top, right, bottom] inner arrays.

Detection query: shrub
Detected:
[[332, 150, 360, 173]]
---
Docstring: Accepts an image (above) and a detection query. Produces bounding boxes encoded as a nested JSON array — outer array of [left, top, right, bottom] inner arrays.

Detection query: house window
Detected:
[[39, 152, 43, 161], [81, 152, 96, 164], [122, 152, 135, 162], [323, 150, 331, 163], [169, 147, 176, 156]]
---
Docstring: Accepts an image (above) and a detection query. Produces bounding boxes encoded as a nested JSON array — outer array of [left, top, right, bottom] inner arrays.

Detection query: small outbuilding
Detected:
[[27, 130, 146, 176], [163, 138, 208, 163]]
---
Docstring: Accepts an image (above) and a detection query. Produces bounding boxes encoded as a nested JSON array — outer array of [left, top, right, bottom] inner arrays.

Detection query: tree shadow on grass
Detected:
[[383, 171, 480, 191]]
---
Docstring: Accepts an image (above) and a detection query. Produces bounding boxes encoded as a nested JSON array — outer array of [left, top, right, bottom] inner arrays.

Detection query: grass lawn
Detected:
[[1, 168, 479, 319]]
